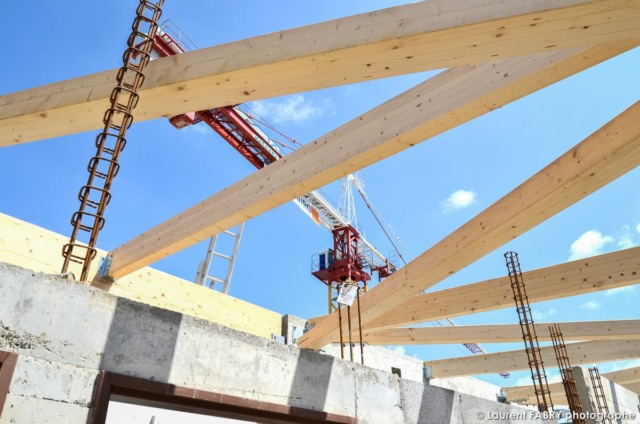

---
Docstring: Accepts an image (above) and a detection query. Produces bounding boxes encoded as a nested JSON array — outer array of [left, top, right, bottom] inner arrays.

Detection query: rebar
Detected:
[[61, 1, 165, 281], [589, 366, 612, 424], [549, 323, 584, 424], [357, 288, 364, 365], [504, 251, 553, 413]]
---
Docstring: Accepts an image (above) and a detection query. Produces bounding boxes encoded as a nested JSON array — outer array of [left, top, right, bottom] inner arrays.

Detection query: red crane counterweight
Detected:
[[312, 225, 371, 286]]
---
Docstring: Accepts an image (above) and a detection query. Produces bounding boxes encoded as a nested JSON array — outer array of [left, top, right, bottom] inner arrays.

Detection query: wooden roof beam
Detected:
[[504, 365, 640, 402], [299, 98, 640, 349], [622, 382, 640, 394], [424, 340, 640, 378], [2, 0, 640, 146], [363, 246, 640, 331], [599, 365, 640, 386], [362, 320, 640, 345], [101, 42, 632, 280]]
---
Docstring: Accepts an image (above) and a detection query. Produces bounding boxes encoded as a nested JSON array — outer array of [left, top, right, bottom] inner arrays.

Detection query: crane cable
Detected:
[[241, 104, 305, 150], [242, 103, 410, 268], [353, 183, 408, 266]]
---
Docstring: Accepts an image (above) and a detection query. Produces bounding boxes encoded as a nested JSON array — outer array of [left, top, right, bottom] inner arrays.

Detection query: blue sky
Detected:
[[1, 1, 639, 389]]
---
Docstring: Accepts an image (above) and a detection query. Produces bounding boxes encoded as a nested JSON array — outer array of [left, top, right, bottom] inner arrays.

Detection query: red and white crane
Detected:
[[148, 21, 394, 293], [149, 21, 508, 376]]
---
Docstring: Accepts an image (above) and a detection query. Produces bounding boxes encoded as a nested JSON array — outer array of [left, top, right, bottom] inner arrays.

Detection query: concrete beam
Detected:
[[0, 212, 282, 340], [2, 0, 640, 146]]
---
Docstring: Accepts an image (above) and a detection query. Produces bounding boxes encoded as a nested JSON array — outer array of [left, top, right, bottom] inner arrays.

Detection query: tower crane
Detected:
[[147, 21, 395, 294], [149, 21, 508, 376]]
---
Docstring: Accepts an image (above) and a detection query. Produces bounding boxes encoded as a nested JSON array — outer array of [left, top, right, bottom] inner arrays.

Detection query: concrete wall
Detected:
[[321, 344, 424, 382], [321, 343, 503, 402], [573, 366, 640, 424], [428, 376, 503, 402], [0, 263, 554, 423]]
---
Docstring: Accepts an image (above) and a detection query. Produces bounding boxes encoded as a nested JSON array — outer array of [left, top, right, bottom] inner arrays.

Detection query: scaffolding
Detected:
[[589, 366, 612, 424], [504, 251, 553, 413], [549, 323, 584, 424]]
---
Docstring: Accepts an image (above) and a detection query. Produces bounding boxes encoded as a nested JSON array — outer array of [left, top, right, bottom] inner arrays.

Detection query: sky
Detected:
[[1, 0, 639, 400]]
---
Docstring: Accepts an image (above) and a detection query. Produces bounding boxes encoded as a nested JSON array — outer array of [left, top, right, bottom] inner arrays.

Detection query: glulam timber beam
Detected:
[[363, 247, 640, 331], [101, 42, 635, 280], [2, 0, 640, 146], [506, 384, 568, 406], [299, 99, 640, 349], [504, 382, 564, 403], [424, 340, 640, 378], [362, 320, 640, 345], [600, 365, 640, 386], [623, 382, 640, 394]]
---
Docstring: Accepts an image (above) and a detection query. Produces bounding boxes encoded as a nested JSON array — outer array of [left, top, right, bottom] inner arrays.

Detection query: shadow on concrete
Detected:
[[99, 297, 182, 383], [608, 379, 622, 424], [288, 349, 333, 413], [418, 384, 455, 423]]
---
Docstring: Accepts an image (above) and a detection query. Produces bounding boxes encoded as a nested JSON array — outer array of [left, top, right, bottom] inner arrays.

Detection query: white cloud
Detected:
[[568, 230, 614, 261], [581, 300, 601, 310], [187, 122, 210, 135], [605, 286, 635, 296], [249, 95, 330, 124], [636, 223, 640, 234], [442, 189, 477, 212], [532, 308, 556, 321], [617, 225, 638, 249]]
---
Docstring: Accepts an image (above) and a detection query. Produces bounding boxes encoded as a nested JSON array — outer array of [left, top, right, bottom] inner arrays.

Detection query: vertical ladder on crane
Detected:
[[194, 223, 245, 294]]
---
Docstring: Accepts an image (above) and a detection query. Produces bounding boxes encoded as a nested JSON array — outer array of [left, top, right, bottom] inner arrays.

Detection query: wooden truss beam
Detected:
[[504, 366, 640, 402], [2, 0, 640, 146], [362, 320, 640, 345], [504, 382, 565, 403], [600, 365, 640, 386], [299, 99, 640, 349], [101, 42, 634, 280], [622, 382, 640, 395], [363, 246, 640, 331], [424, 340, 640, 378]]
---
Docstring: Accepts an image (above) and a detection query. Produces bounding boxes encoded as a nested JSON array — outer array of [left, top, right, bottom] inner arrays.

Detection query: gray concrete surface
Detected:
[[0, 263, 555, 423], [573, 366, 640, 424], [401, 380, 555, 424]]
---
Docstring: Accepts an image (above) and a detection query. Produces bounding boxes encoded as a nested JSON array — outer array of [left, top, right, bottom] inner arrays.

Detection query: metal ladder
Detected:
[[194, 223, 245, 294]]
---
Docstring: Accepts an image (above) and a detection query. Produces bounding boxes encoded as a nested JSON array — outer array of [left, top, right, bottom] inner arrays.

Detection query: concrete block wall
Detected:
[[0, 263, 554, 423]]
